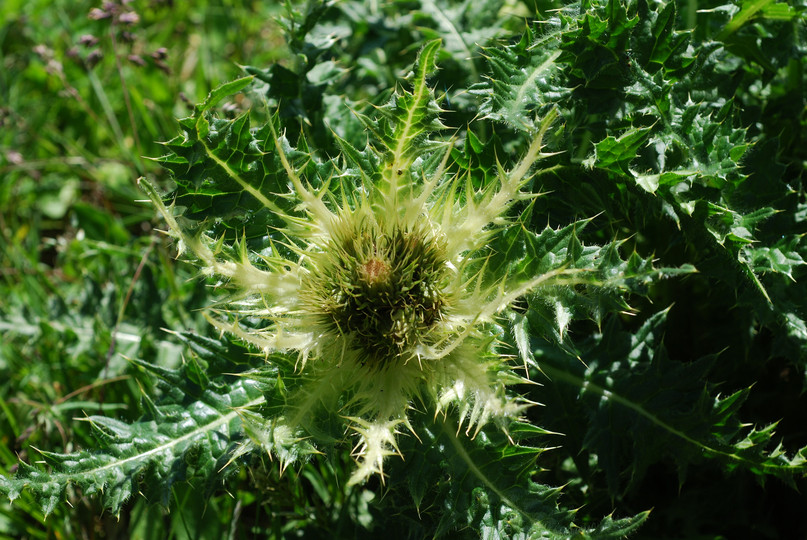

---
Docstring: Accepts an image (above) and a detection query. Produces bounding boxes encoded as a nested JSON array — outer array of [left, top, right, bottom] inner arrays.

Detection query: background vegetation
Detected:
[[1, 0, 806, 538]]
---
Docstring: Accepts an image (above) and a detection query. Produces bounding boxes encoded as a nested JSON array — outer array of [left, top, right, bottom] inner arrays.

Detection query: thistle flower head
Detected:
[[301, 211, 450, 368], [141, 40, 570, 484]]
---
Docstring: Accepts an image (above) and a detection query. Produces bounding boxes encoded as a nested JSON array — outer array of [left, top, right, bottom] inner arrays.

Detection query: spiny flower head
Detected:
[[141, 40, 572, 484], [301, 212, 450, 368]]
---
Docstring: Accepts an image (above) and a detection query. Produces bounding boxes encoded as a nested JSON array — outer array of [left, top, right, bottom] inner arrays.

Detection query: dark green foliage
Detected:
[[529, 310, 807, 494]]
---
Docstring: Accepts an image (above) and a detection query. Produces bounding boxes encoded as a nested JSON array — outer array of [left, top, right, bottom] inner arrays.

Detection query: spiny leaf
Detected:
[[358, 39, 447, 171], [491, 216, 695, 341], [529, 310, 807, 494], [472, 24, 567, 132], [1, 377, 268, 516], [588, 127, 652, 176], [385, 414, 627, 539]]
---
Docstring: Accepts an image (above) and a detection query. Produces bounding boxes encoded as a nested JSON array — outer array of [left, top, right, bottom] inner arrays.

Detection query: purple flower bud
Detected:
[[78, 34, 99, 47], [88, 7, 111, 20], [33, 44, 52, 58], [118, 11, 140, 24], [127, 54, 146, 67], [151, 47, 168, 60]]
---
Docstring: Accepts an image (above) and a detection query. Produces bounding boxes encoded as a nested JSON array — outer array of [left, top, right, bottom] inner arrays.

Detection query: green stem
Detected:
[[717, 0, 773, 41]]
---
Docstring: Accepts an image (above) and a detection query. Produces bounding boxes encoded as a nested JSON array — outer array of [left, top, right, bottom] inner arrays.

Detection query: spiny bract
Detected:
[[142, 40, 573, 484]]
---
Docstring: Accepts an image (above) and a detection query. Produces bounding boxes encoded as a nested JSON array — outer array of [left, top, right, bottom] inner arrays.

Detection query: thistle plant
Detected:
[[140, 41, 578, 484], [6, 2, 807, 537]]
